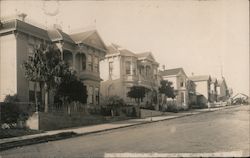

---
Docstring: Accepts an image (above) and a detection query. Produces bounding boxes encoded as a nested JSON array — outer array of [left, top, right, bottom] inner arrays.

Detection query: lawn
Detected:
[[0, 128, 43, 139]]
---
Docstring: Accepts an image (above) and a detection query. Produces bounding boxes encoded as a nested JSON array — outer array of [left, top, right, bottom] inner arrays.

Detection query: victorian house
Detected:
[[0, 16, 107, 108], [159, 68, 191, 110], [100, 44, 159, 107]]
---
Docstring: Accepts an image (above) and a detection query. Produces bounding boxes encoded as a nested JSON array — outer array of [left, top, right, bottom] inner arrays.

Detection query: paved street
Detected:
[[0, 105, 249, 157]]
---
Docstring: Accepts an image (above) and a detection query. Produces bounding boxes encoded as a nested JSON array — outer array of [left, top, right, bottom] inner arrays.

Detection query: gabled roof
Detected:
[[137, 52, 156, 61], [47, 29, 75, 43], [159, 68, 187, 77], [231, 93, 249, 99], [70, 30, 107, 51], [107, 43, 137, 57], [217, 77, 228, 89], [217, 80, 223, 85], [189, 75, 211, 82], [0, 19, 51, 41], [211, 77, 217, 84]]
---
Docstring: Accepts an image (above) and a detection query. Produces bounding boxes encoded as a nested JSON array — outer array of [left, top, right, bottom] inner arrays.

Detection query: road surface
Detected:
[[0, 105, 249, 157]]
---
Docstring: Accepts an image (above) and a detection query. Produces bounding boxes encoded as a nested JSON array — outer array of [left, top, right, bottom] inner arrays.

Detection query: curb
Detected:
[[0, 105, 239, 151]]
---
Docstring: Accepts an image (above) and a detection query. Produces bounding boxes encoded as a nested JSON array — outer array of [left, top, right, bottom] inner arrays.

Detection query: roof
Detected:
[[70, 30, 96, 43], [107, 43, 137, 57], [189, 75, 211, 82], [70, 30, 107, 51], [159, 68, 187, 77], [231, 93, 249, 99], [211, 77, 217, 83], [79, 74, 102, 81], [137, 52, 156, 62], [120, 49, 137, 56], [47, 29, 75, 43], [0, 19, 51, 41], [137, 52, 151, 58]]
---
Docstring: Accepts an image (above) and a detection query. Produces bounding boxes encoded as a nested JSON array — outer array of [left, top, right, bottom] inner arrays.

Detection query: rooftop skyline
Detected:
[[1, 0, 249, 95]]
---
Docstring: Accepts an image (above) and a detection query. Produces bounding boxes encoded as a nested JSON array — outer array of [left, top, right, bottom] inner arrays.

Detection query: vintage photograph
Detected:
[[0, 0, 249, 157]]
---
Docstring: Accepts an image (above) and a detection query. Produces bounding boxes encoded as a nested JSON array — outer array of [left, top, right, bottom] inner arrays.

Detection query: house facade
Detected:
[[189, 75, 211, 106], [0, 17, 107, 108], [159, 68, 189, 109], [100, 44, 159, 107], [189, 75, 220, 105]]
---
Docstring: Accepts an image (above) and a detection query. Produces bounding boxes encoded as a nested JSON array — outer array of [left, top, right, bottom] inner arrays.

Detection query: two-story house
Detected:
[[159, 68, 189, 110], [189, 75, 213, 106], [100, 44, 159, 106], [0, 16, 107, 109]]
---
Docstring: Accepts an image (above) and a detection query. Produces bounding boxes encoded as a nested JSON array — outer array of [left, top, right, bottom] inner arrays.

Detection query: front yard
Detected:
[[0, 128, 43, 139]]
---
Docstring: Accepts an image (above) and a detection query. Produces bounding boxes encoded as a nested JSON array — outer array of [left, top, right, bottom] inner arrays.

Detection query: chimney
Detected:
[[17, 13, 27, 22]]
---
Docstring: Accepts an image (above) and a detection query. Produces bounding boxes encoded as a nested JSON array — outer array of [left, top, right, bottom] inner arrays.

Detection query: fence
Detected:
[[48, 102, 89, 115]]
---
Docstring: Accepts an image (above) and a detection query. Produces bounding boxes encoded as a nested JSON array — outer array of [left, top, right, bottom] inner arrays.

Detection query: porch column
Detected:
[[73, 53, 76, 70]]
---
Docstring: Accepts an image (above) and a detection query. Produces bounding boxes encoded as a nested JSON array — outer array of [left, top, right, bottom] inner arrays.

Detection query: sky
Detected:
[[0, 0, 249, 96]]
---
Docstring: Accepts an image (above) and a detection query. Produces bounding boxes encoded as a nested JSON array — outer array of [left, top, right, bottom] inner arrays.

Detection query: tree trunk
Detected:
[[68, 104, 71, 115], [111, 109, 114, 117], [44, 83, 49, 113], [34, 81, 38, 112]]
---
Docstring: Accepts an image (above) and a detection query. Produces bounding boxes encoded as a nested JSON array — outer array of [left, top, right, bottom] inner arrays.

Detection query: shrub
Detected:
[[0, 103, 30, 128], [166, 104, 179, 113], [0, 95, 33, 128]]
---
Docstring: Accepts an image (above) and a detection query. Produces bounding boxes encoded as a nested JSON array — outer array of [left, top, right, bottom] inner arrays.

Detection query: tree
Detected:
[[186, 80, 196, 105], [54, 72, 87, 115], [127, 86, 148, 106], [4, 94, 19, 103], [158, 80, 176, 106], [102, 95, 125, 117], [23, 44, 70, 112]]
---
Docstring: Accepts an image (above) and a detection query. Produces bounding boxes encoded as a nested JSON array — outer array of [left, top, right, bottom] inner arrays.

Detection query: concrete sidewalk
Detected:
[[0, 105, 238, 151]]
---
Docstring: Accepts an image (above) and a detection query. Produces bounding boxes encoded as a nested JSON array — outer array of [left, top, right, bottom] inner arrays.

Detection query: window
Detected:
[[63, 51, 73, 68], [27, 44, 34, 58], [93, 56, 99, 72], [145, 66, 150, 76], [95, 88, 99, 105], [125, 61, 131, 75], [109, 61, 113, 78], [132, 63, 136, 75], [180, 82, 184, 87], [88, 55, 93, 71], [139, 66, 144, 75], [88, 86, 94, 104], [81, 54, 86, 70], [181, 92, 184, 103]]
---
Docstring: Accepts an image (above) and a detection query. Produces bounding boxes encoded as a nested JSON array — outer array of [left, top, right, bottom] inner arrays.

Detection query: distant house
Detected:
[[159, 68, 189, 110], [231, 93, 249, 104], [100, 44, 159, 107], [216, 77, 229, 101], [189, 75, 212, 106]]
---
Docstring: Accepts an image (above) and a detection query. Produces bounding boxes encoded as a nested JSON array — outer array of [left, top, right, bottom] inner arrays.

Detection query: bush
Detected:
[[0, 102, 30, 128], [4, 94, 19, 103], [166, 104, 179, 113], [100, 106, 111, 116]]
